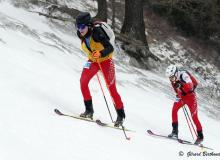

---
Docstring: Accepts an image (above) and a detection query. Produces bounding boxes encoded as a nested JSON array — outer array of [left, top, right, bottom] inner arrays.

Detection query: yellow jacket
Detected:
[[81, 36, 113, 63]]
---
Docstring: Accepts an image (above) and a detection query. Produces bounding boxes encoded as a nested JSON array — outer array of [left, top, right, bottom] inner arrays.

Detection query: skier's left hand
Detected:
[[175, 95, 181, 102], [174, 82, 182, 89], [92, 50, 101, 59]]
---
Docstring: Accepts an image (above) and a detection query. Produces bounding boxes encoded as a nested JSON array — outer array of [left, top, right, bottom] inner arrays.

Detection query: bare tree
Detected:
[[117, 0, 160, 69], [111, 0, 116, 31], [94, 0, 107, 22], [148, 0, 220, 39], [121, 0, 148, 46]]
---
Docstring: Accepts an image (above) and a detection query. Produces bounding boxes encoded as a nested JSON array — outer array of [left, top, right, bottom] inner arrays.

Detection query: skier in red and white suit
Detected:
[[165, 65, 204, 144]]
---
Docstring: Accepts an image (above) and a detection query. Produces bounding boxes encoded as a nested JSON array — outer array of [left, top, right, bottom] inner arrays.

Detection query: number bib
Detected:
[[83, 61, 92, 69]]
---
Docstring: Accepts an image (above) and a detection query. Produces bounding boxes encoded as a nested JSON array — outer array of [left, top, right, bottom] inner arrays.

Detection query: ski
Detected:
[[147, 130, 213, 150], [177, 139, 214, 150], [54, 109, 132, 132], [147, 130, 191, 143], [95, 119, 133, 132], [54, 108, 96, 122]]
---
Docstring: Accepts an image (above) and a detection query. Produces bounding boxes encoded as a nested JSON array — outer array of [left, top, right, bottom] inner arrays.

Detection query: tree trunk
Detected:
[[111, 0, 116, 31], [94, 0, 107, 22], [121, 0, 148, 46]]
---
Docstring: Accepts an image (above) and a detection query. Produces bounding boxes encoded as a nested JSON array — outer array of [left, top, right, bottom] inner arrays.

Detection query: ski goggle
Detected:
[[76, 24, 87, 30]]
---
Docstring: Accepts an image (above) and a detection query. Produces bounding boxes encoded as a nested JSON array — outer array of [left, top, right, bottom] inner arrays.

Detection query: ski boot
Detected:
[[114, 108, 125, 127], [168, 122, 178, 139], [80, 100, 94, 119], [194, 130, 204, 145]]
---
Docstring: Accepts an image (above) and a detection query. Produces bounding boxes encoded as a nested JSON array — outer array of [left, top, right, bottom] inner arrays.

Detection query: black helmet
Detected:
[[76, 12, 92, 25]]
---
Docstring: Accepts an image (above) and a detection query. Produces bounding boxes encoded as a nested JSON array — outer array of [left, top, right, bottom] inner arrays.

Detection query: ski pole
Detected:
[[183, 106, 198, 136], [96, 73, 114, 123], [182, 106, 195, 140], [97, 60, 130, 140], [121, 125, 131, 140]]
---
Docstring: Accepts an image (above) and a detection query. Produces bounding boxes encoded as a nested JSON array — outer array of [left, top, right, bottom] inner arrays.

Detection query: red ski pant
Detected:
[[172, 93, 202, 131], [80, 59, 124, 109]]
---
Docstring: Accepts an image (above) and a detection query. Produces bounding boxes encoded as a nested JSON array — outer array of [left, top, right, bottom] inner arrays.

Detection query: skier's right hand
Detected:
[[92, 50, 101, 59]]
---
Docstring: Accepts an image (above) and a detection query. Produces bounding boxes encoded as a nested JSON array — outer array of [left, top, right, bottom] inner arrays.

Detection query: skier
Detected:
[[75, 12, 125, 127], [165, 65, 204, 144]]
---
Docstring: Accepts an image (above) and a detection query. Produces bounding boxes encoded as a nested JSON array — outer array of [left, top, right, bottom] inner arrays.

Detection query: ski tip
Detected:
[[95, 119, 107, 126], [177, 139, 184, 143], [95, 119, 101, 123], [147, 130, 153, 135], [54, 108, 63, 115], [198, 144, 214, 150]]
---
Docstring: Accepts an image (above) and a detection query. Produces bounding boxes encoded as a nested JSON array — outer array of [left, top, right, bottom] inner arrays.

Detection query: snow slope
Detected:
[[0, 2, 220, 160]]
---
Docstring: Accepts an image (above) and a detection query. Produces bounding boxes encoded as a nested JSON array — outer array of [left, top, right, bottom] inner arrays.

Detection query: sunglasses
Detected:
[[76, 24, 87, 30]]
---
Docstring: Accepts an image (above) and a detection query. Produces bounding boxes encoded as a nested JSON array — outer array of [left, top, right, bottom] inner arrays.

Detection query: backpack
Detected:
[[180, 70, 199, 89], [93, 21, 116, 48]]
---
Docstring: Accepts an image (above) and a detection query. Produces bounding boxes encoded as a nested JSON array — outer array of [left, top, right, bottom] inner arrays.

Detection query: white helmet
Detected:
[[165, 65, 178, 77]]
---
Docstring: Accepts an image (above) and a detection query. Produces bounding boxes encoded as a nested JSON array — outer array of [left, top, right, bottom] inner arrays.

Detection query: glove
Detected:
[[174, 82, 182, 89], [176, 89, 183, 98], [175, 95, 181, 102], [92, 50, 101, 59]]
